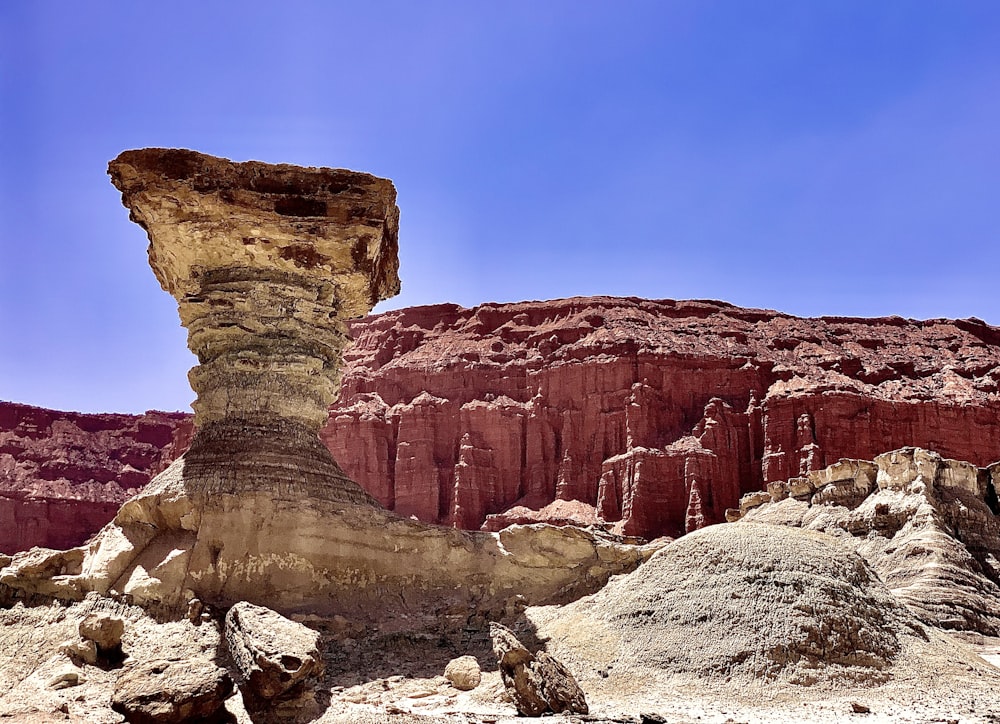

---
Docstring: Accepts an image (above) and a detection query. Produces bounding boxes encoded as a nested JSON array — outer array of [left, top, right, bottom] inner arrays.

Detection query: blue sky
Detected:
[[2, 1, 999, 413]]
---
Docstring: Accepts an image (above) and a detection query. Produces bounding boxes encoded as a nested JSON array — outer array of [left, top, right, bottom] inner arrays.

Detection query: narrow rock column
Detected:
[[109, 148, 400, 500]]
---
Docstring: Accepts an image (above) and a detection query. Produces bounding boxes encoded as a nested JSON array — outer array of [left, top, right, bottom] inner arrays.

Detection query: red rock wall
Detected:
[[5, 296, 1000, 552], [0, 403, 193, 552]]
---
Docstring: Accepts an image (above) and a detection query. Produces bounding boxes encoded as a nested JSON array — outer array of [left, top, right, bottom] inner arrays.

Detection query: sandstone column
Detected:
[[108, 148, 400, 502]]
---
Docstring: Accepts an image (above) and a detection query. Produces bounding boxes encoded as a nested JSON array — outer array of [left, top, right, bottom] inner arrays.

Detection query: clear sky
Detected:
[[2, 1, 999, 414]]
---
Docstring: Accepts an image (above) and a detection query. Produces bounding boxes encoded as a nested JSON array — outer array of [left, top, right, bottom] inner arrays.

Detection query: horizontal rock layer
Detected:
[[5, 295, 1000, 551], [0, 403, 192, 552], [737, 447, 1000, 635]]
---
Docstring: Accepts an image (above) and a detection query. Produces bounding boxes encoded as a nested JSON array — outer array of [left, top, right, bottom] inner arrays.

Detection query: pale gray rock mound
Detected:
[[490, 622, 588, 716], [526, 523, 980, 692], [738, 447, 1000, 634], [225, 601, 323, 701]]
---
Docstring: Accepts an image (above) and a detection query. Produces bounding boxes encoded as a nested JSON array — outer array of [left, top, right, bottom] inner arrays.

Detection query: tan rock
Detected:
[[738, 490, 771, 514], [57, 638, 97, 666], [490, 622, 587, 716], [108, 148, 400, 433], [225, 601, 323, 701], [444, 655, 481, 691], [79, 613, 124, 654], [111, 657, 232, 724]]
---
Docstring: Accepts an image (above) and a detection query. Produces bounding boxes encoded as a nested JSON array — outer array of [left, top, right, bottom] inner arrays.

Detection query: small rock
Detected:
[[490, 622, 587, 716], [225, 601, 324, 701], [79, 612, 124, 654], [59, 638, 98, 666], [641, 714, 667, 724], [186, 598, 203, 623], [851, 701, 871, 714], [111, 657, 232, 724], [444, 655, 482, 691], [48, 669, 84, 690]]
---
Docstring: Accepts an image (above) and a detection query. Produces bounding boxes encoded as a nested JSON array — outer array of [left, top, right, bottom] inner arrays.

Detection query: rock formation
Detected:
[[523, 523, 999, 697], [0, 402, 192, 552], [7, 295, 1000, 552], [1, 149, 656, 624], [3, 150, 1000, 723], [735, 447, 1000, 636], [107, 146, 401, 504]]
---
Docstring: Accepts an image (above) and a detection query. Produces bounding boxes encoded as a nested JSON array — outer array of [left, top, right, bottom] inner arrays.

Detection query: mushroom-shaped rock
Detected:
[[225, 601, 324, 701], [108, 148, 400, 433], [108, 148, 399, 507]]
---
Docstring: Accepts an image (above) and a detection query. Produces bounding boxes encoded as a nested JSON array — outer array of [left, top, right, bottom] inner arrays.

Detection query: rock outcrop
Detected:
[[525, 523, 996, 694], [0, 402, 192, 553], [736, 447, 1000, 635], [0, 149, 658, 624], [7, 296, 1000, 552]]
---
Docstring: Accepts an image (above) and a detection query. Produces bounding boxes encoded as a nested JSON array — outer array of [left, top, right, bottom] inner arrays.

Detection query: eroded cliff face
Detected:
[[5, 295, 1000, 552], [329, 296, 1000, 539], [0, 403, 193, 552]]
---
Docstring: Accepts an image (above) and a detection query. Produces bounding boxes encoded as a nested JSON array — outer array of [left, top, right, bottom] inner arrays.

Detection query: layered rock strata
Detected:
[[108, 147, 400, 503], [0, 149, 658, 622], [735, 447, 1000, 635], [0, 402, 192, 552], [7, 295, 1000, 551]]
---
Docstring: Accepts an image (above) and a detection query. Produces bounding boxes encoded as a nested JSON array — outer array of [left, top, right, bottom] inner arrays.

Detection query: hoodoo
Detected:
[[108, 148, 400, 503], [1, 150, 652, 621]]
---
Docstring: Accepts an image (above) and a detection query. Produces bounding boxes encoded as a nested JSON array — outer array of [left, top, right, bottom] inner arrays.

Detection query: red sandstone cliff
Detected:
[[0, 403, 193, 552], [4, 295, 1000, 552]]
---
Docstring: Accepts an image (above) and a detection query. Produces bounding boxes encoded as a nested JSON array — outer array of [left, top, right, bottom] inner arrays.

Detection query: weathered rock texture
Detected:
[[108, 147, 400, 433], [225, 602, 323, 701], [525, 523, 994, 694], [331, 298, 1000, 540], [7, 296, 1000, 551], [737, 447, 1000, 635], [106, 147, 400, 515], [0, 402, 192, 553], [0, 150, 659, 623], [0, 465, 658, 621], [490, 622, 588, 716]]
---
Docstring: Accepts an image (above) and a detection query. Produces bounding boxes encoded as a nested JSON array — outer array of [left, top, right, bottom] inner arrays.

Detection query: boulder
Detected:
[[79, 612, 124, 654], [111, 657, 232, 724], [490, 622, 587, 716], [444, 655, 481, 691], [225, 602, 323, 701]]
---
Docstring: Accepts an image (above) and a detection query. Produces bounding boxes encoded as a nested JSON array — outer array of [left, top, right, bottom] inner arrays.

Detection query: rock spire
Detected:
[[108, 148, 400, 501]]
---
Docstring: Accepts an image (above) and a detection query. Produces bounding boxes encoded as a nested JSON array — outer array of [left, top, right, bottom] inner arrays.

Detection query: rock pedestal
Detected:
[[0, 149, 657, 621], [108, 148, 400, 501]]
